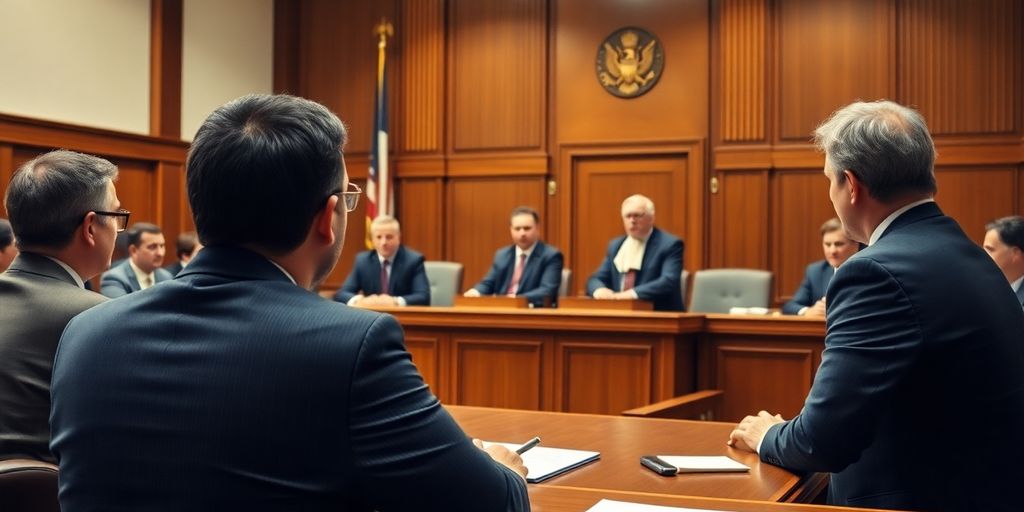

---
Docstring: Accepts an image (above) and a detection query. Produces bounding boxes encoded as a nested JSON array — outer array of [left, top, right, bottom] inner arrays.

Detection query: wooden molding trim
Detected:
[[446, 154, 548, 177], [394, 155, 446, 178], [367, 306, 706, 334], [702, 313, 825, 336], [0, 113, 188, 163]]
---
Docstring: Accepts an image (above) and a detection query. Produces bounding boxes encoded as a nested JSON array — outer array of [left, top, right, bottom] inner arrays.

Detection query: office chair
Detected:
[[423, 261, 463, 306], [688, 269, 772, 313]]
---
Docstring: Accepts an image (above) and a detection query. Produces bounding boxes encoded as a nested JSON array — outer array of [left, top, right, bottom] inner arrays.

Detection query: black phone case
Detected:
[[640, 455, 677, 476]]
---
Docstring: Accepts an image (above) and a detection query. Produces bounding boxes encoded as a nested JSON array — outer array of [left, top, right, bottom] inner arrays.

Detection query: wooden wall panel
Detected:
[[710, 171, 769, 269], [899, 0, 1022, 135], [448, 177, 546, 292], [406, 333, 444, 400], [451, 335, 547, 410], [398, 0, 444, 154], [720, 0, 766, 143], [449, 0, 546, 152], [396, 177, 444, 260], [713, 345, 816, 422], [771, 170, 837, 304], [555, 340, 653, 414], [934, 166, 1018, 243], [776, 0, 894, 141]]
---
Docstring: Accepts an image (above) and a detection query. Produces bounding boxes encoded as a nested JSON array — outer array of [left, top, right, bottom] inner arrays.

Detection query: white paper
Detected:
[[656, 455, 749, 473], [483, 441, 599, 483], [586, 499, 728, 512]]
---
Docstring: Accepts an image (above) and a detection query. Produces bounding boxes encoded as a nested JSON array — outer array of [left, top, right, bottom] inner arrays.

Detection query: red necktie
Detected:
[[506, 253, 527, 296], [621, 270, 636, 292], [380, 260, 390, 294]]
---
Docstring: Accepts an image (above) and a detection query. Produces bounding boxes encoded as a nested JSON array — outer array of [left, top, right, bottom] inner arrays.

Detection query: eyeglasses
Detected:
[[338, 182, 362, 213], [94, 209, 131, 232]]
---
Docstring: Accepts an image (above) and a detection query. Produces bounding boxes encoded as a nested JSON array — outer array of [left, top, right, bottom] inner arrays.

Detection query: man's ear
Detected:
[[313, 195, 340, 247], [843, 170, 862, 204], [81, 212, 99, 248]]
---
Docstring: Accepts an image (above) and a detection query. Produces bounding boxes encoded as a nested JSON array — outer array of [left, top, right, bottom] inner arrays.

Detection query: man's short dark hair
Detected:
[[814, 100, 937, 203], [126, 222, 163, 248], [187, 94, 347, 254], [0, 218, 13, 250], [986, 216, 1024, 251], [820, 217, 843, 236], [510, 206, 540, 224], [3, 150, 118, 249], [175, 231, 199, 258]]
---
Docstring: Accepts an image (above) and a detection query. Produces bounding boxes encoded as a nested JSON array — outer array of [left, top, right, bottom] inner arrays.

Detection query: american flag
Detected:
[[366, 20, 393, 248]]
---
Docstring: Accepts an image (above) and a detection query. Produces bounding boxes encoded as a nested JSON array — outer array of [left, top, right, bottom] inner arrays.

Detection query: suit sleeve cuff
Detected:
[[395, 296, 407, 307], [347, 295, 364, 306]]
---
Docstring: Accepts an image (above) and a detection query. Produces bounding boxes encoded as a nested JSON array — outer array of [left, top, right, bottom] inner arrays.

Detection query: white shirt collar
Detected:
[[868, 198, 934, 246], [1011, 276, 1023, 293], [515, 243, 536, 260], [41, 255, 85, 288], [265, 258, 297, 285], [128, 259, 157, 289]]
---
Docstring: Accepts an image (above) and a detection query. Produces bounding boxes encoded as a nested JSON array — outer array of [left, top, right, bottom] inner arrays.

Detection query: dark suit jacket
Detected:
[[782, 260, 833, 314], [1016, 283, 1024, 310], [0, 253, 106, 462], [50, 247, 528, 511], [586, 228, 684, 311], [472, 242, 563, 307], [100, 259, 174, 298], [760, 202, 1024, 511], [334, 246, 430, 306], [163, 261, 184, 276]]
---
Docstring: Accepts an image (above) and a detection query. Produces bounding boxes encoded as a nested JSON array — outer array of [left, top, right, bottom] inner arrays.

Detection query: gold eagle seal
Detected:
[[596, 27, 664, 98]]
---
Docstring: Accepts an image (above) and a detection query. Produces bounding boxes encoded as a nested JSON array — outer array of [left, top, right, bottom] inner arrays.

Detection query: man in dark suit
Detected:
[[100, 222, 173, 297], [587, 194, 684, 311], [0, 150, 123, 462], [164, 230, 201, 276], [334, 215, 429, 306], [728, 100, 1024, 511], [983, 215, 1024, 310], [51, 94, 528, 511], [464, 206, 563, 307], [782, 217, 858, 316], [0, 218, 18, 272]]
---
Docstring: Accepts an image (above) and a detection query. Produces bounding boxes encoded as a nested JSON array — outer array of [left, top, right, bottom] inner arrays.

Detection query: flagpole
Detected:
[[367, 19, 393, 249]]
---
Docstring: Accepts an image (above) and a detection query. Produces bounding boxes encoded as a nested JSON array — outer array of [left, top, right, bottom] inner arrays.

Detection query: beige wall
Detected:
[[0, 0, 151, 134], [181, 0, 273, 140]]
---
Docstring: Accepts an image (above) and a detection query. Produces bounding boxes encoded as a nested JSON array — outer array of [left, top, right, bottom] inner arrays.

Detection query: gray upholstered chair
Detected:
[[424, 261, 463, 307], [680, 269, 689, 309], [559, 268, 572, 297], [688, 269, 772, 313], [0, 459, 60, 512]]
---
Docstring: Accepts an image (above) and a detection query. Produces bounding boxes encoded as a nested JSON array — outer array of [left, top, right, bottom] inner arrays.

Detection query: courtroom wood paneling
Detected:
[[272, 0, 300, 94], [555, 340, 654, 414], [398, 0, 444, 154], [714, 345, 816, 422], [776, 0, 894, 142], [111, 158, 160, 226], [149, 0, 182, 138], [710, 170, 769, 269], [447, 177, 546, 290], [771, 170, 837, 304], [449, 0, 546, 152], [934, 166, 1018, 243], [719, 0, 767, 143], [396, 177, 444, 260], [899, 0, 1022, 135], [405, 333, 445, 400], [451, 334, 549, 410]]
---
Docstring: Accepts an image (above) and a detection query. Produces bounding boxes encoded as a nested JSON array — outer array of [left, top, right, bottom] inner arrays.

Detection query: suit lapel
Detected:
[[637, 229, 659, 282], [518, 243, 543, 289]]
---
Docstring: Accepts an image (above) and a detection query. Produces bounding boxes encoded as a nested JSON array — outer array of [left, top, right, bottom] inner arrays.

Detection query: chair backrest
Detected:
[[688, 269, 772, 313], [0, 459, 60, 512], [424, 261, 463, 306], [559, 268, 572, 297]]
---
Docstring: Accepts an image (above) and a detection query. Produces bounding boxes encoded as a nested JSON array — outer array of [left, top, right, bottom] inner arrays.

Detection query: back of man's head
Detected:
[[4, 150, 118, 250], [187, 94, 347, 254], [813, 100, 937, 204], [175, 231, 199, 259], [987, 216, 1024, 252], [127, 223, 163, 248], [820, 217, 843, 236]]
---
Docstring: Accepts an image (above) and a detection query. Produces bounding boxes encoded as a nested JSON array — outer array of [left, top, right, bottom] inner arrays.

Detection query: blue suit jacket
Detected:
[[333, 246, 430, 306], [50, 247, 528, 511], [99, 259, 174, 298], [760, 203, 1024, 510], [782, 260, 833, 314], [586, 228, 684, 311], [1016, 283, 1024, 310], [472, 241, 563, 307]]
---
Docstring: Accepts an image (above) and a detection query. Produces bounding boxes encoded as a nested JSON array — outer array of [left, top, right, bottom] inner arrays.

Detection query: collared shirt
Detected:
[[41, 255, 85, 289], [265, 258, 297, 285], [868, 198, 935, 246], [1011, 276, 1023, 293], [377, 253, 406, 307], [129, 260, 157, 290], [515, 243, 536, 265]]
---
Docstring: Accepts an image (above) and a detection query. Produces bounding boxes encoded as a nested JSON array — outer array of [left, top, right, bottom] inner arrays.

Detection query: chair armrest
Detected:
[[622, 389, 725, 421]]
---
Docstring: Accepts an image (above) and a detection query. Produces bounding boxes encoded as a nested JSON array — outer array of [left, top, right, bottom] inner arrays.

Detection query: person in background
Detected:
[[164, 230, 202, 276], [782, 217, 859, 316], [334, 215, 430, 306], [0, 218, 17, 272], [983, 215, 1024, 310], [99, 222, 172, 297]]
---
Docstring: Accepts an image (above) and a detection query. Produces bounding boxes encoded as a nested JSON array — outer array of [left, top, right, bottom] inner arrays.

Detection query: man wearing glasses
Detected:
[[0, 150, 123, 463], [51, 94, 529, 511], [100, 222, 173, 297]]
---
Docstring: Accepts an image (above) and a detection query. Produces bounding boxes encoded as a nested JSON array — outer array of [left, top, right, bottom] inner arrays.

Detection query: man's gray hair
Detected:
[[370, 215, 400, 233], [813, 100, 937, 203], [4, 150, 118, 249], [622, 194, 655, 215]]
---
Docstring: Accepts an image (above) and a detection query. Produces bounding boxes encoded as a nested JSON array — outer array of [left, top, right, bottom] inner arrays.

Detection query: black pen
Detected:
[[515, 436, 541, 455]]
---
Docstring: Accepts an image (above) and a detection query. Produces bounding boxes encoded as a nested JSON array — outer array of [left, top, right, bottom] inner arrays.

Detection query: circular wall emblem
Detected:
[[596, 27, 664, 98]]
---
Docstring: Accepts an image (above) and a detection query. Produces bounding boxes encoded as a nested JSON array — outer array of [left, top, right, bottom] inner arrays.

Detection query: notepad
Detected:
[[586, 499, 724, 512], [483, 441, 600, 483], [657, 455, 749, 473]]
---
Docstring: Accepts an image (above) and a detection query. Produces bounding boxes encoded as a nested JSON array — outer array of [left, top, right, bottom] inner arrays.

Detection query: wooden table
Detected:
[[449, 406, 826, 504], [529, 487, 878, 512]]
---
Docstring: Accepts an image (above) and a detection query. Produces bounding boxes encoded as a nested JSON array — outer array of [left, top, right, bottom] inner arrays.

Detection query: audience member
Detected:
[[0, 150, 121, 462], [50, 94, 529, 511], [335, 215, 429, 306], [100, 222, 172, 297], [464, 206, 563, 307], [164, 230, 202, 276], [983, 215, 1024, 309], [587, 194, 684, 311], [0, 218, 17, 272], [782, 218, 859, 316], [728, 100, 1024, 510]]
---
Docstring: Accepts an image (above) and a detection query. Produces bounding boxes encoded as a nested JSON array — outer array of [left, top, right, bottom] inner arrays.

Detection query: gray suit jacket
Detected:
[[100, 259, 174, 298], [0, 253, 106, 462]]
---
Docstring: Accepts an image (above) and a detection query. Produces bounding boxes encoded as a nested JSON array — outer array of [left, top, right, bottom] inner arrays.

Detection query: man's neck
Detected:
[[859, 194, 933, 245], [23, 245, 97, 283]]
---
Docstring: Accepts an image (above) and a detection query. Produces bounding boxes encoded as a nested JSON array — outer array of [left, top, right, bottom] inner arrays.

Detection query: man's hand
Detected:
[[727, 410, 784, 453], [463, 288, 482, 298], [805, 298, 827, 317], [473, 439, 527, 481], [592, 287, 615, 299], [611, 290, 637, 300]]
